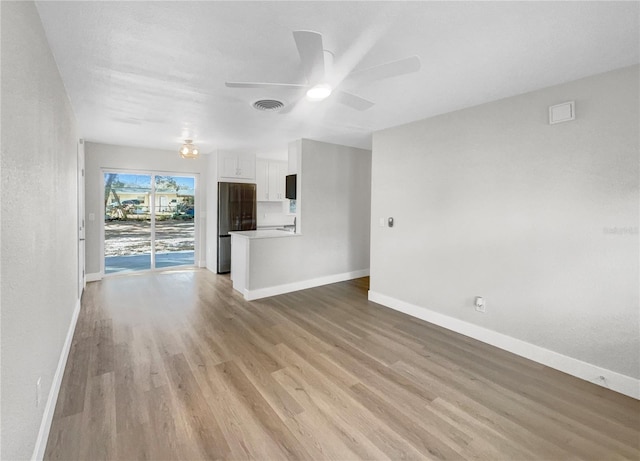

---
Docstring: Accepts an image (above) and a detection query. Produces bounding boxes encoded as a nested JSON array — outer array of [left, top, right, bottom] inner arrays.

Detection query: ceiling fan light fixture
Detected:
[[306, 83, 332, 101], [179, 139, 199, 159]]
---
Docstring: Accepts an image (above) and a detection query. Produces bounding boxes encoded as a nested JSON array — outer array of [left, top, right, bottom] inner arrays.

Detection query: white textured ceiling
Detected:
[[36, 1, 639, 158]]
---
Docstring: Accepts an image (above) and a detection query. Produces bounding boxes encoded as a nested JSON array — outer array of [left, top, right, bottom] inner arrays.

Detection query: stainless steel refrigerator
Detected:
[[217, 182, 256, 273]]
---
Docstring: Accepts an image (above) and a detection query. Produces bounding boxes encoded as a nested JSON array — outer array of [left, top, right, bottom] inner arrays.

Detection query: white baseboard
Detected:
[[85, 272, 101, 282], [246, 269, 370, 301], [31, 297, 82, 460], [368, 290, 640, 400]]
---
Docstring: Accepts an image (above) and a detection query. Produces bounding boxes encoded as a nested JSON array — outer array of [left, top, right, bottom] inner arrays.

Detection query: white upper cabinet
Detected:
[[256, 159, 287, 201], [256, 159, 270, 201], [268, 162, 280, 200], [277, 162, 288, 199], [220, 155, 238, 178], [219, 152, 256, 180], [237, 154, 256, 179]]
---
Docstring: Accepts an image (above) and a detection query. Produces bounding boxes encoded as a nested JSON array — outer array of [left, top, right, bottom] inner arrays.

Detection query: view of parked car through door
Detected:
[[104, 172, 196, 274]]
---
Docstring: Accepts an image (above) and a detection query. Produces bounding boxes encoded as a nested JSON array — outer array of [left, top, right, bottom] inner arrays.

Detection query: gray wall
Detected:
[[1, 2, 79, 459], [248, 139, 371, 289], [370, 65, 639, 379], [84, 142, 210, 276]]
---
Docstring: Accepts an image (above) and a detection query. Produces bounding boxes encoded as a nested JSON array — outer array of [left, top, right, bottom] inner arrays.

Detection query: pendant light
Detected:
[[179, 139, 199, 159]]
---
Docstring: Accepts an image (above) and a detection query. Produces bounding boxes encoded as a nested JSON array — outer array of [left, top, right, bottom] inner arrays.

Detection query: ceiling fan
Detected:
[[225, 30, 421, 111]]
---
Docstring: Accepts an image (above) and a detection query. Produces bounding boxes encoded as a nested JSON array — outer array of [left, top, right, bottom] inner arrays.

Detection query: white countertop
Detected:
[[229, 230, 300, 239], [257, 224, 292, 229]]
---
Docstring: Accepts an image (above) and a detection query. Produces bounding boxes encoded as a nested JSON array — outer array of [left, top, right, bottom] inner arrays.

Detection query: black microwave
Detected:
[[285, 174, 296, 199]]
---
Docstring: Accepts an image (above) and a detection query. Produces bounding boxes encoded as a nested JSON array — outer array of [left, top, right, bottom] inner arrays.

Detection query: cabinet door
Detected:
[[236, 153, 256, 179], [277, 162, 288, 200], [220, 153, 239, 178], [268, 162, 280, 201], [255, 159, 270, 201]]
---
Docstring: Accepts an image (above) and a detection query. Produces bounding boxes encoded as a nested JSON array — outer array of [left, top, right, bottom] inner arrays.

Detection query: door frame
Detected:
[[78, 139, 86, 298], [100, 168, 201, 276]]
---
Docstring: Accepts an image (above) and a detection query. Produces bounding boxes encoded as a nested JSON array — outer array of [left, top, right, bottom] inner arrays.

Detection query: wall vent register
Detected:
[[549, 101, 575, 124]]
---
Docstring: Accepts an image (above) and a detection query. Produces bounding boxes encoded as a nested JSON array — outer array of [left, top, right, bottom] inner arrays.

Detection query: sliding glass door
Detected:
[[104, 171, 196, 275], [104, 173, 152, 273], [154, 175, 195, 269]]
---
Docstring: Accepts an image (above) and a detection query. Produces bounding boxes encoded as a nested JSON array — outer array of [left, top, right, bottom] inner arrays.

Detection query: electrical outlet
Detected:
[[474, 297, 486, 313], [36, 377, 42, 407]]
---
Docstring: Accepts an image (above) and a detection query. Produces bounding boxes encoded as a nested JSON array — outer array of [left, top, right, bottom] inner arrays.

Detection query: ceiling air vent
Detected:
[[252, 99, 285, 112]]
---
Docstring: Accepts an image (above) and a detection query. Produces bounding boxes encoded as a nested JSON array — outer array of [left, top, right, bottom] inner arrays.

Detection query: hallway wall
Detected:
[[1, 3, 80, 459]]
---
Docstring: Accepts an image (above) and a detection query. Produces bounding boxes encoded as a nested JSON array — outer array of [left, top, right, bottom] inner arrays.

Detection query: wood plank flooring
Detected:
[[45, 270, 640, 460]]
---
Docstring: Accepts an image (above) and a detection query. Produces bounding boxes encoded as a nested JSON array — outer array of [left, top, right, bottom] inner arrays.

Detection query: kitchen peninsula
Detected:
[[229, 229, 301, 298], [226, 139, 372, 301]]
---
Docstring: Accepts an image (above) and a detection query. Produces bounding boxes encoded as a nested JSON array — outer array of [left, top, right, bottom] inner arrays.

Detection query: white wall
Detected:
[[205, 152, 218, 272], [370, 66, 639, 392], [1, 2, 80, 459], [247, 139, 371, 291], [84, 142, 210, 276]]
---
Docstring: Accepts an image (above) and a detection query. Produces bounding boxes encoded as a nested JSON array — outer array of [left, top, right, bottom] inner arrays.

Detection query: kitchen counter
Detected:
[[229, 229, 300, 239], [229, 230, 300, 297], [257, 224, 293, 229]]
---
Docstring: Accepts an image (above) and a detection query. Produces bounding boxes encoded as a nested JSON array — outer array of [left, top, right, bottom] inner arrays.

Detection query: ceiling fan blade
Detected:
[[334, 90, 375, 111], [225, 81, 307, 90], [293, 30, 325, 84], [343, 55, 421, 86], [277, 99, 303, 115]]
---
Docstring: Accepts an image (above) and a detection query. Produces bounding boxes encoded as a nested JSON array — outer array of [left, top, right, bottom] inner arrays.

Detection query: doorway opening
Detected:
[[103, 171, 197, 275]]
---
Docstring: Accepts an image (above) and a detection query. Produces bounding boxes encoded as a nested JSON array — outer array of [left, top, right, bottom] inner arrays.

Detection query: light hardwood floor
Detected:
[[45, 270, 639, 460]]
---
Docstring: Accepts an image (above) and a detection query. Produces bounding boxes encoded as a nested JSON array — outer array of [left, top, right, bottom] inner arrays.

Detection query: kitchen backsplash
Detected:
[[257, 201, 294, 227]]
